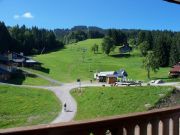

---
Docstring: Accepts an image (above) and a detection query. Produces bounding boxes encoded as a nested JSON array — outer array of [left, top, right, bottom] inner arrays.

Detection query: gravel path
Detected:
[[50, 82, 109, 123], [0, 81, 108, 124]]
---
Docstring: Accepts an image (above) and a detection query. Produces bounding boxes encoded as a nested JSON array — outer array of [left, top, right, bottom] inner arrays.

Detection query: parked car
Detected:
[[154, 80, 164, 84]]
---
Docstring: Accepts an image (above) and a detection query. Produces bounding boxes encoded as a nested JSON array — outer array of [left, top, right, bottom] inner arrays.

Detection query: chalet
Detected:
[[0, 51, 42, 81], [116, 69, 128, 81], [119, 43, 132, 54], [12, 52, 42, 69], [0, 52, 17, 80], [94, 71, 117, 82], [94, 70, 128, 83], [169, 62, 180, 77]]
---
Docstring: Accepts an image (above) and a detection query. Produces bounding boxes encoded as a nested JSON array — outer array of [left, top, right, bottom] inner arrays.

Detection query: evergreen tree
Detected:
[[169, 44, 179, 66], [137, 31, 146, 45], [139, 41, 150, 56], [154, 34, 171, 67], [107, 29, 127, 46], [0, 21, 13, 51]]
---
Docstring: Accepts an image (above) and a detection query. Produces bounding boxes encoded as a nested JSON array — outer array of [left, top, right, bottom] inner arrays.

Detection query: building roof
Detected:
[[165, 0, 180, 4], [170, 65, 180, 73], [119, 43, 132, 53], [106, 74, 116, 77], [116, 69, 128, 77], [26, 59, 41, 64], [12, 59, 25, 63], [98, 71, 115, 77]]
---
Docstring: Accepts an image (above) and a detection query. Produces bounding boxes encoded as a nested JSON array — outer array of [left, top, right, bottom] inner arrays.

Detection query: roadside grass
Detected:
[[0, 85, 60, 129], [5, 76, 54, 86], [31, 39, 171, 83], [71, 86, 173, 120]]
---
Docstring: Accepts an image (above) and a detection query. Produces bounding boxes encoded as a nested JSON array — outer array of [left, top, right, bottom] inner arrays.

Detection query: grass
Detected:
[[0, 85, 60, 129], [71, 86, 173, 120], [30, 39, 171, 83], [5, 76, 54, 86]]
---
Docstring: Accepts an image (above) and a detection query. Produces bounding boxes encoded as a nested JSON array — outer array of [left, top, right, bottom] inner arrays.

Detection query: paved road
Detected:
[[0, 78, 179, 124], [50, 82, 109, 123], [0, 81, 108, 123]]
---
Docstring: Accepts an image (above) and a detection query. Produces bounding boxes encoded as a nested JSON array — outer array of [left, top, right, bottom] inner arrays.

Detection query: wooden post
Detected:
[[162, 118, 170, 135], [151, 120, 159, 135], [173, 116, 179, 135], [140, 123, 147, 135]]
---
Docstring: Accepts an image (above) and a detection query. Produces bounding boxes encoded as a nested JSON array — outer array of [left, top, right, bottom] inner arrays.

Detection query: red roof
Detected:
[[170, 65, 180, 73]]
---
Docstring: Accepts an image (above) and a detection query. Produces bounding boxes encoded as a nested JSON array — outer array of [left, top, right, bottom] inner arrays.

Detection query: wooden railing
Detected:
[[1, 106, 180, 135]]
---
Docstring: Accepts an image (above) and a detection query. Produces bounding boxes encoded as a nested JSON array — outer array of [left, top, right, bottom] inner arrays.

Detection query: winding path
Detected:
[[0, 70, 179, 124], [0, 80, 107, 124]]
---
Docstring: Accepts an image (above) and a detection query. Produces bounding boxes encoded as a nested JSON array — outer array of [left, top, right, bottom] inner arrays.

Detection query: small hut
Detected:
[[106, 74, 117, 84]]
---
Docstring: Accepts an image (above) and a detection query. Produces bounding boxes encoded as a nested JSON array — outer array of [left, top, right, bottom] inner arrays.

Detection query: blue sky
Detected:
[[0, 0, 180, 31]]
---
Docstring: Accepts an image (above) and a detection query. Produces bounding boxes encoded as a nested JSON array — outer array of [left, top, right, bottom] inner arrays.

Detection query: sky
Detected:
[[0, 0, 180, 31]]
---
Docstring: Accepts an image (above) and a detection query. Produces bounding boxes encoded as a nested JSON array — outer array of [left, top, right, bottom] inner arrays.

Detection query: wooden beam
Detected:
[[164, 0, 180, 4]]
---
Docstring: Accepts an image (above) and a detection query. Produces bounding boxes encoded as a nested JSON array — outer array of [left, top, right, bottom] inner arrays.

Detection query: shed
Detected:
[[98, 71, 116, 82], [106, 75, 117, 84]]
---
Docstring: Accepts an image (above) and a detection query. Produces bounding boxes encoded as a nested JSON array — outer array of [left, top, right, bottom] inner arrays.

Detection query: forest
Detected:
[[0, 21, 64, 55], [0, 22, 179, 67]]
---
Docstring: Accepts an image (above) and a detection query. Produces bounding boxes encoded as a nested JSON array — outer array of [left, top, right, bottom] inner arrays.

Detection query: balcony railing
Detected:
[[1, 106, 180, 135]]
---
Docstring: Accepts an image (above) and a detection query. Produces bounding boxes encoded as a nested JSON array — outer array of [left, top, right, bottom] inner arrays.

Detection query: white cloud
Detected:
[[13, 14, 20, 19], [22, 12, 34, 19], [13, 12, 34, 20]]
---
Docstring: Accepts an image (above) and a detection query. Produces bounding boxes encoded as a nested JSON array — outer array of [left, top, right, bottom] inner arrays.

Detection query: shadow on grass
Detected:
[[3, 70, 38, 85], [110, 54, 131, 58], [28, 67, 50, 74], [151, 77, 180, 82], [151, 77, 169, 80]]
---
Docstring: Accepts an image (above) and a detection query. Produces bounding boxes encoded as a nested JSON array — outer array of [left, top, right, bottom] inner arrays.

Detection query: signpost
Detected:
[[77, 78, 81, 91]]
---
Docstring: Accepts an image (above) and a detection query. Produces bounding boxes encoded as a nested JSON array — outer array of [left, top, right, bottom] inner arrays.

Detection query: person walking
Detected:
[[64, 103, 67, 112]]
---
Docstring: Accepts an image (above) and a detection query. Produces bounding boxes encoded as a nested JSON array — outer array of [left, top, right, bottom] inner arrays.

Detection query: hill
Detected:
[[30, 39, 171, 83]]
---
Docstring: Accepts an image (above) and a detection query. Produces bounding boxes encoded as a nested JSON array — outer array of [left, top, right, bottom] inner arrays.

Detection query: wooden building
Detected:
[[0, 52, 17, 81], [106, 75, 117, 84]]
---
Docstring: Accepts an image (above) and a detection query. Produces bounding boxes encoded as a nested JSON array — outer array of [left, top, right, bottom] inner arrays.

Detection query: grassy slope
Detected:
[[71, 86, 173, 120], [6, 76, 54, 86], [0, 85, 60, 129], [32, 39, 170, 82]]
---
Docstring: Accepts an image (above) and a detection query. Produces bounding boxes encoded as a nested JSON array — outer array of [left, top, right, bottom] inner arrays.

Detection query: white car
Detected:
[[154, 80, 164, 84]]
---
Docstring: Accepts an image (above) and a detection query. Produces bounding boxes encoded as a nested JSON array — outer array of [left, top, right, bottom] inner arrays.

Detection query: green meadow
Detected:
[[30, 39, 170, 83], [0, 85, 60, 129], [71, 86, 173, 120]]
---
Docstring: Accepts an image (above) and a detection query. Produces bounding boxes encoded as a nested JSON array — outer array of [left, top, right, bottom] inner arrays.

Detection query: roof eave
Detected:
[[164, 0, 180, 4]]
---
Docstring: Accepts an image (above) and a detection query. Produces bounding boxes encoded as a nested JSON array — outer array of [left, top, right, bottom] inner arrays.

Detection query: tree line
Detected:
[[101, 29, 180, 67], [54, 26, 105, 44], [0, 21, 64, 55]]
